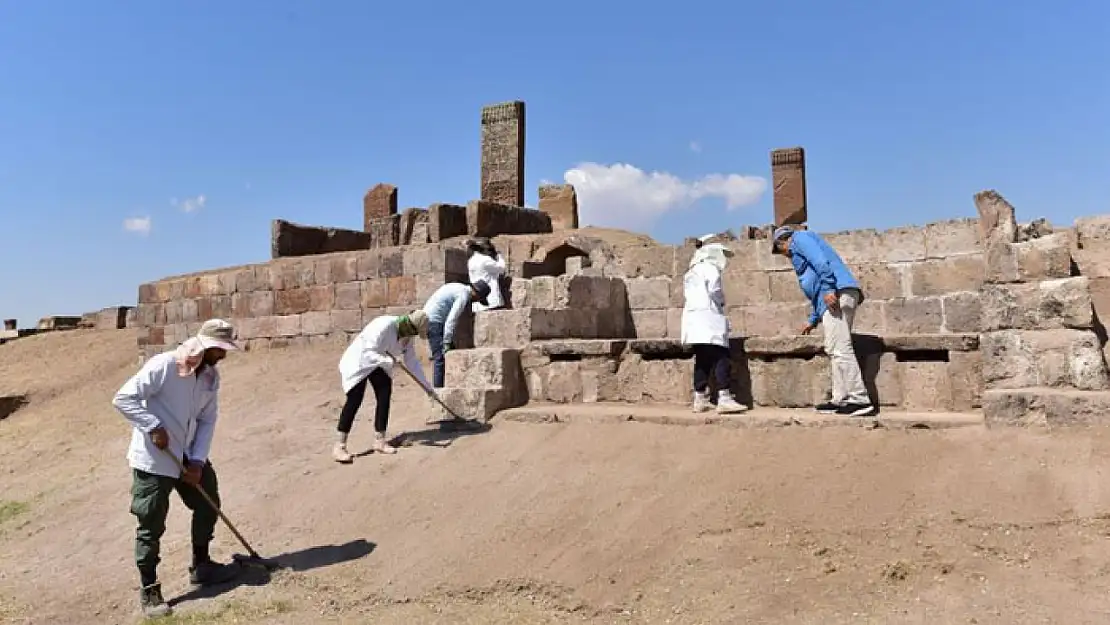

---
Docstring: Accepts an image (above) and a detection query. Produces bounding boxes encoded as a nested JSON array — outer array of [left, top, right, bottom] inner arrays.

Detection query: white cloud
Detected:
[[123, 216, 152, 235], [689, 141, 702, 153], [560, 162, 767, 231], [172, 194, 207, 213]]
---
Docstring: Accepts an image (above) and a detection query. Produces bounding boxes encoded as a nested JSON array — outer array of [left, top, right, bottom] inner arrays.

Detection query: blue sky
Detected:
[[1, 1, 1107, 326]]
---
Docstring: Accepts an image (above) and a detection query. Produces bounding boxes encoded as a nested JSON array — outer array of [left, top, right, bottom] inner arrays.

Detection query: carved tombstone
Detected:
[[363, 183, 398, 232], [480, 101, 526, 207], [771, 147, 807, 226]]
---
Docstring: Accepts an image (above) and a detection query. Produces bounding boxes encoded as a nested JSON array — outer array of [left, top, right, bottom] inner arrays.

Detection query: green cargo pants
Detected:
[[130, 461, 220, 576]]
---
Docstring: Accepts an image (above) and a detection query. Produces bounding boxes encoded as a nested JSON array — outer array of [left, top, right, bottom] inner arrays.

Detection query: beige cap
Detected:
[[196, 319, 239, 351]]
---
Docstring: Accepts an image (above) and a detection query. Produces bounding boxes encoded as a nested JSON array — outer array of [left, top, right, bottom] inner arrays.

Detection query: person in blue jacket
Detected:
[[771, 226, 876, 417]]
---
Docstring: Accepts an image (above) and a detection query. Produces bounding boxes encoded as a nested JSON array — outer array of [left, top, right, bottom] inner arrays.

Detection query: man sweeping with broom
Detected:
[[112, 319, 242, 618]]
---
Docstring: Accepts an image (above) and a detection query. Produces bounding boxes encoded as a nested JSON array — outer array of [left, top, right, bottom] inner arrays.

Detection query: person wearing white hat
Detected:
[[334, 309, 433, 462], [111, 318, 241, 618], [681, 238, 748, 414]]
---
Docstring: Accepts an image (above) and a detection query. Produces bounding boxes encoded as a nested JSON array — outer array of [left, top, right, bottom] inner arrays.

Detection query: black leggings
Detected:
[[337, 368, 392, 434], [693, 344, 731, 393]]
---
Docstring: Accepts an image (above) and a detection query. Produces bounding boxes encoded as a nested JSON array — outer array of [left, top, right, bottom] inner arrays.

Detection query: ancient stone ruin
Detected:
[[127, 101, 1110, 427]]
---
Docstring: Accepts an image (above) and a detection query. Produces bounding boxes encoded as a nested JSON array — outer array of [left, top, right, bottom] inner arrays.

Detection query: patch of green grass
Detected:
[[0, 500, 28, 525], [144, 598, 295, 624]]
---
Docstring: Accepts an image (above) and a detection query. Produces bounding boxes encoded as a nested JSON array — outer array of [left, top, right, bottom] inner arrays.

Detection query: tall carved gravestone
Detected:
[[480, 101, 526, 207], [771, 147, 807, 226]]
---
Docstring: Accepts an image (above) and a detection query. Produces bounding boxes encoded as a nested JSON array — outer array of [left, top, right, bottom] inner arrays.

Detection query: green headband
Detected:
[[397, 315, 416, 336]]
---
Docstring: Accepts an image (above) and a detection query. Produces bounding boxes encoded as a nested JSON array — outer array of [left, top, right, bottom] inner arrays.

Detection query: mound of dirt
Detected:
[[3, 330, 1110, 624]]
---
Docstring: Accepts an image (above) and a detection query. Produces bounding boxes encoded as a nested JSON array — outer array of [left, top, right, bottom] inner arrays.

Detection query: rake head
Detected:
[[232, 552, 284, 571]]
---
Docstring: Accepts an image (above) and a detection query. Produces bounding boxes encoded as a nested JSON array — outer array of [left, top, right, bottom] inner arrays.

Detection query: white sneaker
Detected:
[[332, 442, 353, 464], [372, 432, 397, 455], [716, 391, 748, 414], [692, 391, 712, 413]]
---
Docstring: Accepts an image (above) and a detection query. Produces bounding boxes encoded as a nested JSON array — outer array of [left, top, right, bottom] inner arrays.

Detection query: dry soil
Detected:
[[4, 329, 1110, 624]]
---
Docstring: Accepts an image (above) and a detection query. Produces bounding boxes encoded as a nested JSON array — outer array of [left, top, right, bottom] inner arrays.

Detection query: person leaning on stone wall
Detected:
[[421, 279, 491, 388], [681, 234, 748, 414], [770, 225, 877, 417], [466, 237, 508, 312]]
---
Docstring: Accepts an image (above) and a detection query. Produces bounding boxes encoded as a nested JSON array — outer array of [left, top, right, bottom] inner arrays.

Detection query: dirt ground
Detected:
[[5, 330, 1110, 624]]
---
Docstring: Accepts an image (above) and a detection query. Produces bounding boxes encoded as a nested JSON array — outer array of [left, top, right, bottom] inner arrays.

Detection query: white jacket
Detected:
[[339, 315, 431, 393], [468, 252, 506, 312], [112, 351, 221, 478], [680, 261, 730, 348]]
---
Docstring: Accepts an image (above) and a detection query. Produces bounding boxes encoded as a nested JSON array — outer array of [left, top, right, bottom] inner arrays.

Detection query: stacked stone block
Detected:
[[134, 245, 468, 361], [975, 191, 1110, 425], [431, 348, 528, 422]]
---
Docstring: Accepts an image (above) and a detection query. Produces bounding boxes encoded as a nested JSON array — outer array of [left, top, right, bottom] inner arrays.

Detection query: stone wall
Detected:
[[134, 200, 1110, 422], [134, 245, 470, 361]]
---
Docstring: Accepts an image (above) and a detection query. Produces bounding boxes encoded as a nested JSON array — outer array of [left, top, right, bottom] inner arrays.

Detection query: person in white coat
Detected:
[[467, 237, 507, 312], [333, 310, 432, 463], [681, 240, 747, 414]]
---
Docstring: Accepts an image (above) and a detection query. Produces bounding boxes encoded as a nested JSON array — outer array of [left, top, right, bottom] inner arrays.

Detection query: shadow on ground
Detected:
[[349, 421, 493, 455], [168, 538, 376, 606]]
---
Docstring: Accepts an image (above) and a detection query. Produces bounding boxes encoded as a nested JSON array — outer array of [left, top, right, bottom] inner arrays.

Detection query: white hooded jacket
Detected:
[[468, 252, 506, 312], [339, 315, 431, 393], [680, 243, 732, 348]]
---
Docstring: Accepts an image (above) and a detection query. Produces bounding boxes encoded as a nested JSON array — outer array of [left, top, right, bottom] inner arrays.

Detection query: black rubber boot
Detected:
[[139, 583, 172, 618], [189, 559, 239, 586]]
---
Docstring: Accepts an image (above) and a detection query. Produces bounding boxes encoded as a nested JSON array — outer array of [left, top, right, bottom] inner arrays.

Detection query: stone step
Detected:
[[983, 387, 1110, 426], [497, 402, 984, 430]]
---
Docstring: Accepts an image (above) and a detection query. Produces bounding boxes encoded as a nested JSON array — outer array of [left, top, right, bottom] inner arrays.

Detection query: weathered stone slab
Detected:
[[366, 215, 400, 248], [880, 333, 980, 352], [908, 255, 984, 296], [941, 292, 982, 334], [95, 306, 132, 330], [849, 263, 904, 300], [527, 339, 627, 358], [877, 227, 927, 263], [397, 208, 429, 245], [749, 356, 830, 407], [983, 388, 1110, 427], [1013, 232, 1073, 281], [631, 310, 669, 338], [980, 277, 1094, 331], [771, 147, 807, 226], [466, 200, 552, 238], [981, 329, 1108, 390], [428, 203, 468, 242], [924, 219, 982, 258], [37, 316, 82, 330], [444, 347, 525, 398], [883, 297, 944, 334], [974, 189, 1018, 243], [271, 219, 371, 258], [898, 361, 955, 411], [538, 184, 579, 231], [363, 183, 398, 229]]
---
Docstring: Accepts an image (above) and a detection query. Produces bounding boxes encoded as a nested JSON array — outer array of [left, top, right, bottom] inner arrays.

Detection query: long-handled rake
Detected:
[[159, 445, 283, 571], [389, 356, 476, 426]]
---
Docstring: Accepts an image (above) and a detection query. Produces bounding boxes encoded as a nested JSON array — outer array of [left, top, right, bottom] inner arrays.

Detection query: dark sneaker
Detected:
[[814, 402, 840, 414], [139, 583, 172, 618], [189, 559, 239, 586], [836, 403, 877, 417]]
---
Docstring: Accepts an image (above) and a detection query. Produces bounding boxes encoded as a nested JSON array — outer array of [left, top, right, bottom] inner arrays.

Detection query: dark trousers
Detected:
[[131, 461, 220, 586], [692, 344, 731, 393], [427, 321, 446, 388], [338, 368, 393, 434]]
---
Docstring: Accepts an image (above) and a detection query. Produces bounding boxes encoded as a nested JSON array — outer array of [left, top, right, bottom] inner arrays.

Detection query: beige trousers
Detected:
[[821, 288, 871, 405]]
